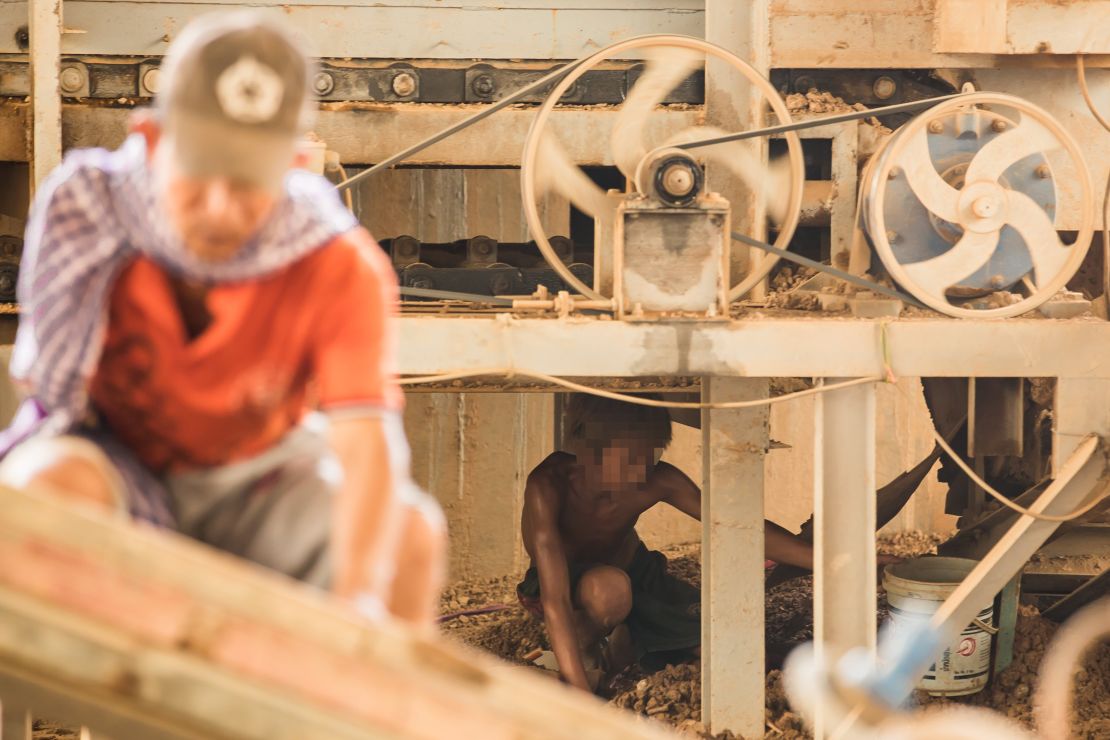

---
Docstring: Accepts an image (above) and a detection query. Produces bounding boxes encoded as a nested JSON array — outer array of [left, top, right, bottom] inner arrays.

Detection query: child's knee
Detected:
[[577, 566, 633, 630]]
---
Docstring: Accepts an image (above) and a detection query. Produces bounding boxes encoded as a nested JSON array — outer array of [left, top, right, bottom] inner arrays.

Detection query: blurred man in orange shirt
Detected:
[[0, 12, 444, 625]]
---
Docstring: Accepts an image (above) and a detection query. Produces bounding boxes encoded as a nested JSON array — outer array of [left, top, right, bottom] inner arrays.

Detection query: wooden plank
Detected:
[[933, 0, 1007, 54], [0, 487, 673, 740], [701, 377, 769, 737], [45, 105, 702, 167], [0, 1, 705, 57], [1007, 1, 1110, 54]]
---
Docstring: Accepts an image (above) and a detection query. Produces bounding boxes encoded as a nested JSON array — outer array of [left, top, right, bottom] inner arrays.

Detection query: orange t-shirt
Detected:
[[88, 229, 402, 473]]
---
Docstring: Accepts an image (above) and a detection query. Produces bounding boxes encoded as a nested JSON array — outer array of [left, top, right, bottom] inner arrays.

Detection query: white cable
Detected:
[[399, 368, 881, 410], [931, 428, 1110, 523]]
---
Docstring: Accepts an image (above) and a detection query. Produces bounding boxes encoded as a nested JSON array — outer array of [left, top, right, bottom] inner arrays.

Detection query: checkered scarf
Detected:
[[1, 135, 357, 453]]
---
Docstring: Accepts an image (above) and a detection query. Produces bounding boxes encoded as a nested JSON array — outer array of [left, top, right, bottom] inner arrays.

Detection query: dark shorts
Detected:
[[516, 543, 701, 656]]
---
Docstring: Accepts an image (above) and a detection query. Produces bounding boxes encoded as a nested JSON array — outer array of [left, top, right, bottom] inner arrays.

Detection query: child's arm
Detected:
[[656, 463, 814, 569], [521, 471, 592, 691]]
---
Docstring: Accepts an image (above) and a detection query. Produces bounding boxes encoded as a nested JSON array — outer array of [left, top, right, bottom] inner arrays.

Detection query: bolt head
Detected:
[[59, 66, 84, 94], [472, 74, 495, 97], [391, 72, 417, 98], [886, 230, 899, 243], [1035, 164, 1052, 180], [927, 120, 944, 134], [990, 274, 1006, 288], [888, 167, 900, 180], [872, 76, 897, 101], [313, 72, 334, 96], [141, 68, 160, 95], [991, 119, 1008, 133]]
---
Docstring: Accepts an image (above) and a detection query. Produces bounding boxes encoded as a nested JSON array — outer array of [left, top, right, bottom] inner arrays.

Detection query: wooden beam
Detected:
[[0, 487, 672, 740], [933, 0, 1007, 54]]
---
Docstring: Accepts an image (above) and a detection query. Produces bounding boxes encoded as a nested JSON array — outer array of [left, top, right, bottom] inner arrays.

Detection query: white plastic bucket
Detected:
[[883, 556, 995, 696]]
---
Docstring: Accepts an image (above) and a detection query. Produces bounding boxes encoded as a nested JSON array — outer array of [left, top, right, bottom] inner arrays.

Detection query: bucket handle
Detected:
[[972, 617, 999, 635]]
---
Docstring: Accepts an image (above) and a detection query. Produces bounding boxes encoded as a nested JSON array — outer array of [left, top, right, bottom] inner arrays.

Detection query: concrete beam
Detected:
[[396, 316, 1110, 380], [701, 377, 768, 737]]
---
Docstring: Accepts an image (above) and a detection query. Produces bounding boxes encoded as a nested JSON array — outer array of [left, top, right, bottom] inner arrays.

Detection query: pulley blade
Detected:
[[902, 229, 1000, 299], [537, 133, 613, 221], [965, 116, 1061, 184], [1006, 190, 1069, 290], [611, 47, 703, 184], [903, 127, 962, 224]]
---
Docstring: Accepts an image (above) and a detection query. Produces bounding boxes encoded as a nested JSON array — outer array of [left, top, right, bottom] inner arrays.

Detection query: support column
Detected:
[[813, 378, 876, 737], [30, 0, 63, 190], [706, 0, 770, 295], [701, 377, 769, 737], [1, 701, 31, 740], [1054, 379, 1110, 475]]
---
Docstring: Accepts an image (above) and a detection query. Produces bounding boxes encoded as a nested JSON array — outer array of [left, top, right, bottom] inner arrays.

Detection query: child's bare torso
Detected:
[[529, 451, 670, 569]]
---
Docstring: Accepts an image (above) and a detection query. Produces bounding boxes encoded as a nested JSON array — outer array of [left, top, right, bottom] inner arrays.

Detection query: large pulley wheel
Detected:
[[521, 34, 805, 303], [863, 92, 1095, 319]]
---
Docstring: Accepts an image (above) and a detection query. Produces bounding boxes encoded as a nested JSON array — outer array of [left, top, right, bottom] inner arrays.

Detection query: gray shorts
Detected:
[[22, 414, 346, 587]]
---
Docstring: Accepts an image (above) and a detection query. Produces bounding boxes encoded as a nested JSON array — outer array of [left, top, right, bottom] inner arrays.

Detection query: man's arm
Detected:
[[329, 414, 405, 608], [521, 470, 592, 691], [656, 462, 814, 569]]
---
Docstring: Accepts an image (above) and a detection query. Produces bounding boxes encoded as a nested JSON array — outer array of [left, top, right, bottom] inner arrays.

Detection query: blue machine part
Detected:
[[866, 112, 1056, 297]]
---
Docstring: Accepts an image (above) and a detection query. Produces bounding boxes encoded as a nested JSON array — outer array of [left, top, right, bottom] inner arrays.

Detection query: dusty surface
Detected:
[[439, 533, 1110, 739]]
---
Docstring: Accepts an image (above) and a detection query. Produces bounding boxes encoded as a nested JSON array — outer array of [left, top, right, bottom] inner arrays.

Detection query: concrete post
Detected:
[[813, 378, 877, 737], [700, 377, 769, 737], [30, 0, 63, 190], [706, 0, 770, 295]]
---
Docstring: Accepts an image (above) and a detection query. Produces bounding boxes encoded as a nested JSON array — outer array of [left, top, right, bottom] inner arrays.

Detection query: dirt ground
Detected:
[[438, 532, 1110, 739]]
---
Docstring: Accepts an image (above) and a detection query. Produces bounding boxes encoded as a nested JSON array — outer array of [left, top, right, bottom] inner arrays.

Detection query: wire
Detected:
[[336, 162, 355, 211], [930, 427, 1110, 523], [670, 93, 969, 152], [399, 368, 882, 409], [1077, 56, 1110, 133], [733, 231, 926, 309]]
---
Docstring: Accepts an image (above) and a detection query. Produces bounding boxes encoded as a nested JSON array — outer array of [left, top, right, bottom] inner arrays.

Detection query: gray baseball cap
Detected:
[[156, 12, 314, 192]]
